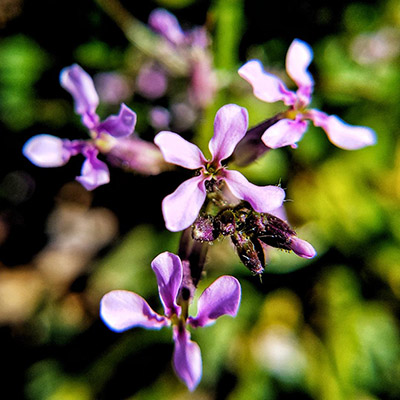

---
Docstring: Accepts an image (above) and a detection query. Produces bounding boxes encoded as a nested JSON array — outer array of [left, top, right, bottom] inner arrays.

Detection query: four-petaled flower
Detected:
[[23, 64, 137, 190], [238, 39, 377, 150], [100, 251, 241, 391], [154, 104, 286, 232]]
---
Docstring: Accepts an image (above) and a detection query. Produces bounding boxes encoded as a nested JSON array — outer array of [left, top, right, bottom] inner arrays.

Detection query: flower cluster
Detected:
[[22, 15, 377, 391]]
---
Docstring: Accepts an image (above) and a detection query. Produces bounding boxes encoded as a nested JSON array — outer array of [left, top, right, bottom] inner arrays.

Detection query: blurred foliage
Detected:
[[1, 0, 400, 399]]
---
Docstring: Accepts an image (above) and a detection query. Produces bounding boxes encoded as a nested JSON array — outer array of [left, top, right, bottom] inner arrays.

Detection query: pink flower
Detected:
[[154, 104, 285, 232], [23, 64, 137, 190], [100, 252, 241, 391], [238, 39, 376, 150]]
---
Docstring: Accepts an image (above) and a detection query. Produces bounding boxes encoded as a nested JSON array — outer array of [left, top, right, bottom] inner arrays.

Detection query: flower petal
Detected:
[[238, 60, 295, 105], [23, 134, 71, 167], [60, 64, 99, 120], [96, 104, 137, 138], [173, 328, 202, 391], [209, 104, 249, 163], [162, 175, 207, 232], [76, 150, 110, 190], [310, 110, 377, 150], [100, 290, 168, 332], [286, 39, 314, 90], [262, 118, 308, 149], [151, 252, 183, 317], [154, 131, 206, 169], [189, 276, 241, 328], [224, 170, 285, 213], [149, 8, 186, 45]]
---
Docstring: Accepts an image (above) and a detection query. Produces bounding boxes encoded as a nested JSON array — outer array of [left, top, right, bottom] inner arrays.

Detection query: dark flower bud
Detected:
[[231, 231, 265, 275], [251, 212, 316, 259], [215, 209, 236, 236]]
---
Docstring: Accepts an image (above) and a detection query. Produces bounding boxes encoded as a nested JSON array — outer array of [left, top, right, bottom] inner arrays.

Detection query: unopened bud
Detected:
[[289, 237, 316, 259], [107, 136, 171, 175], [215, 209, 236, 236], [231, 231, 264, 275]]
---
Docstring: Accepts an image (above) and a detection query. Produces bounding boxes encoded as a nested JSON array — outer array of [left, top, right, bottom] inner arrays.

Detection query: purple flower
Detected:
[[238, 39, 377, 150], [100, 251, 241, 391], [154, 104, 286, 232], [149, 8, 208, 49], [23, 64, 137, 190]]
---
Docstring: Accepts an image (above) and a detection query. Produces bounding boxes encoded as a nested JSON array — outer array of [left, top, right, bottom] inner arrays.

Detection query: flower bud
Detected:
[[231, 231, 264, 275], [289, 236, 316, 259], [215, 209, 236, 236]]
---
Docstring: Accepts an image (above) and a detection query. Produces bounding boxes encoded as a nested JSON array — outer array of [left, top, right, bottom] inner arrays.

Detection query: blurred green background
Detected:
[[1, 0, 400, 399]]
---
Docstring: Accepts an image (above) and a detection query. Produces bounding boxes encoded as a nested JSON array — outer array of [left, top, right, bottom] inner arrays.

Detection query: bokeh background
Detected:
[[1, 0, 400, 398]]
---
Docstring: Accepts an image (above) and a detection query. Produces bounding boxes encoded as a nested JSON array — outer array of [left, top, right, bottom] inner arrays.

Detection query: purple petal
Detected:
[[100, 290, 168, 332], [238, 60, 295, 105], [23, 134, 72, 167], [209, 104, 249, 163], [162, 175, 207, 232], [310, 110, 377, 150], [172, 327, 202, 391], [286, 39, 314, 90], [149, 8, 186, 45], [151, 252, 183, 317], [96, 104, 137, 138], [290, 237, 317, 259], [189, 276, 241, 328], [76, 150, 110, 190], [154, 131, 206, 169], [261, 118, 308, 149], [60, 64, 99, 122], [223, 170, 285, 213]]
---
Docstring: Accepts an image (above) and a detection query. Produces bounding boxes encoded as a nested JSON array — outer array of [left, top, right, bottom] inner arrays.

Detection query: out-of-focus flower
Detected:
[[351, 28, 400, 65], [23, 64, 137, 190], [154, 104, 285, 232], [100, 252, 241, 391], [239, 39, 376, 150], [94, 72, 133, 105], [149, 106, 171, 130], [147, 8, 216, 109], [136, 62, 168, 99]]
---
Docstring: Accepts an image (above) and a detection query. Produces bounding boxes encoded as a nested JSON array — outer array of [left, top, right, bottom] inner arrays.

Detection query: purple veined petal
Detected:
[[100, 290, 168, 332], [290, 237, 317, 259], [60, 64, 99, 119], [261, 118, 309, 149], [223, 170, 285, 213], [162, 175, 207, 232], [189, 276, 241, 328], [238, 60, 295, 105], [96, 104, 137, 138], [76, 151, 110, 190], [172, 327, 202, 391], [149, 8, 186, 46], [310, 110, 377, 150], [23, 134, 72, 167], [209, 104, 249, 163], [154, 131, 206, 169], [286, 39, 314, 90], [151, 252, 183, 317]]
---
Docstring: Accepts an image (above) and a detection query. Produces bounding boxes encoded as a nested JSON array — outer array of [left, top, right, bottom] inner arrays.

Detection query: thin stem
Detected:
[[95, 0, 189, 76], [178, 227, 209, 288]]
